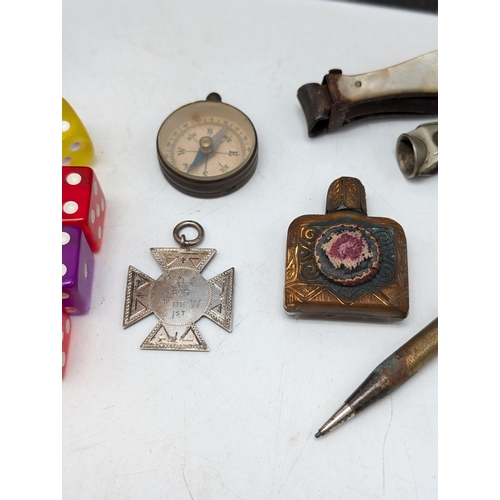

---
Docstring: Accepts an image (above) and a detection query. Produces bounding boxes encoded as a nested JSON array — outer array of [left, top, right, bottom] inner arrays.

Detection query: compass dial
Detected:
[[157, 94, 258, 197]]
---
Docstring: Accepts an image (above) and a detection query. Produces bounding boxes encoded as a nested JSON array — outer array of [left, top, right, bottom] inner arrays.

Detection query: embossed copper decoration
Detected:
[[297, 51, 438, 137], [123, 221, 234, 351], [284, 177, 409, 321], [396, 121, 438, 178]]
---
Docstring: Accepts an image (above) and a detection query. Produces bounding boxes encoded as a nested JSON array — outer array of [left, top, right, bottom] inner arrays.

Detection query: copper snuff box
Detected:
[[284, 177, 409, 321]]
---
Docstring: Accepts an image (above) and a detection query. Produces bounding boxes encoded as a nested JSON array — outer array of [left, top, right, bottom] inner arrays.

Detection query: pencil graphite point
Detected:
[[315, 403, 356, 438]]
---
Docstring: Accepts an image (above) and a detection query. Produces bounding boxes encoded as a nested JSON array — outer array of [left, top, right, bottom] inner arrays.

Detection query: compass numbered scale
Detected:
[[157, 93, 258, 197]]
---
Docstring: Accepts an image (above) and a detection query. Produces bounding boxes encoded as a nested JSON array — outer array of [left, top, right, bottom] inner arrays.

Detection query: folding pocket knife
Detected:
[[297, 51, 438, 137]]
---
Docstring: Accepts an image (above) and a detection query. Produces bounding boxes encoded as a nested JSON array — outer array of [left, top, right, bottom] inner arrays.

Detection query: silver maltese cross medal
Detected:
[[123, 221, 234, 351]]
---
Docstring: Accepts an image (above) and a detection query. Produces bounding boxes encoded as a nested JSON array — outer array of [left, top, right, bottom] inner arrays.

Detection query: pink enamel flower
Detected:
[[314, 223, 381, 286], [322, 230, 373, 270]]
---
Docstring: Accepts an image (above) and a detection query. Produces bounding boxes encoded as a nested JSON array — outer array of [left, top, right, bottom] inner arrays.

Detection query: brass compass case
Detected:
[[156, 93, 258, 197]]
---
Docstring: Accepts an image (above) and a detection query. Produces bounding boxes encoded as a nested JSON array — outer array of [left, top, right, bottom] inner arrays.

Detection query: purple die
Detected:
[[62, 226, 94, 314]]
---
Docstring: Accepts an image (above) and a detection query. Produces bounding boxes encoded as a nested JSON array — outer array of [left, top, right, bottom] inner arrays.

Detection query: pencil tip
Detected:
[[315, 431, 322, 438], [315, 403, 356, 438]]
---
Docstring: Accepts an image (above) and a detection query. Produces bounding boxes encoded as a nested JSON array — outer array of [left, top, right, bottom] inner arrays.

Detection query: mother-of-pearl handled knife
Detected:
[[297, 51, 437, 137]]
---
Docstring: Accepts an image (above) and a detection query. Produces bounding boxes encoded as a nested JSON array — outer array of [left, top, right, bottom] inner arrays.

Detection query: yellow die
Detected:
[[62, 99, 95, 166]]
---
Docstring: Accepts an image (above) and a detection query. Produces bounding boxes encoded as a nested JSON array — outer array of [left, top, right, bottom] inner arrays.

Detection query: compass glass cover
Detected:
[[157, 100, 257, 182]]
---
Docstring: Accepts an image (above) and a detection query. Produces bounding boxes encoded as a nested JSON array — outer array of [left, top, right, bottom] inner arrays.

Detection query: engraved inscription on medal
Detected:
[[148, 268, 211, 325]]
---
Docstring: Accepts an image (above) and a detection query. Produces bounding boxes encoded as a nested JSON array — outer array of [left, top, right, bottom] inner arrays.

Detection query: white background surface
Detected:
[[62, 1, 438, 498]]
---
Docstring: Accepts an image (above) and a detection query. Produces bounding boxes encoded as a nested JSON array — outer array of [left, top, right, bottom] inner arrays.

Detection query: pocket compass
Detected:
[[157, 93, 258, 197], [123, 221, 234, 351]]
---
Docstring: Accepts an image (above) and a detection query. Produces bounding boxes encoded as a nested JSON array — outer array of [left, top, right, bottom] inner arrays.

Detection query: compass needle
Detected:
[[186, 150, 209, 173]]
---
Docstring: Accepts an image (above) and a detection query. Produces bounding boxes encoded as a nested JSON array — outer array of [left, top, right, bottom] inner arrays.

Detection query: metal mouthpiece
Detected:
[[396, 122, 438, 178]]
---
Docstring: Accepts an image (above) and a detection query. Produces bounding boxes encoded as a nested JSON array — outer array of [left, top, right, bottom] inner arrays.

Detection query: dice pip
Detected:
[[62, 166, 106, 252], [62, 226, 95, 314], [62, 309, 71, 378], [62, 98, 95, 166]]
